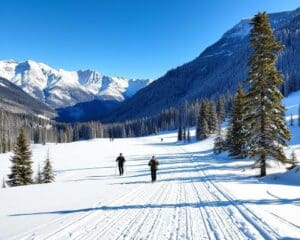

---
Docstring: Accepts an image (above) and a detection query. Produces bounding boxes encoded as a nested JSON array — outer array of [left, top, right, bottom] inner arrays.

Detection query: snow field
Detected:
[[0, 129, 300, 239], [0, 91, 300, 239]]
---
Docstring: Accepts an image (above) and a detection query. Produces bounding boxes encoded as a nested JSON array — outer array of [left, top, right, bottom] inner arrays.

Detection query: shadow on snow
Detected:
[[9, 197, 300, 217]]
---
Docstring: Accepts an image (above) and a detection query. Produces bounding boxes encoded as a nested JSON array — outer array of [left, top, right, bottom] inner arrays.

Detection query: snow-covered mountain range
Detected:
[[0, 60, 151, 108]]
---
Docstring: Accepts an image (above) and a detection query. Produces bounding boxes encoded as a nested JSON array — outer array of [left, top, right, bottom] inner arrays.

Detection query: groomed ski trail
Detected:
[[7, 137, 299, 240]]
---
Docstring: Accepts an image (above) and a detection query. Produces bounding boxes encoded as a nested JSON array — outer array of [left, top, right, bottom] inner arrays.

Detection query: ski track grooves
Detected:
[[94, 183, 170, 240], [180, 146, 280, 240], [119, 183, 172, 240], [10, 140, 293, 240], [48, 185, 150, 240], [200, 166, 280, 239]]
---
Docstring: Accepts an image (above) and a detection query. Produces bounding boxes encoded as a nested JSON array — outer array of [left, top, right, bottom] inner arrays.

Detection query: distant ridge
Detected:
[[0, 60, 151, 109]]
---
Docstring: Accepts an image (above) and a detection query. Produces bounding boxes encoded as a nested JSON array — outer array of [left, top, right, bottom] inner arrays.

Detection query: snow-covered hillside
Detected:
[[0, 130, 299, 239], [105, 7, 300, 122], [0, 60, 151, 108], [0, 92, 299, 239]]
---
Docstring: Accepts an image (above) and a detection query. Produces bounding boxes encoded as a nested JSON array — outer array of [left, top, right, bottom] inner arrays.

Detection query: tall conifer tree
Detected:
[[208, 101, 218, 133], [244, 12, 290, 177], [42, 150, 55, 183], [214, 124, 224, 154], [187, 128, 191, 143], [217, 96, 226, 124], [227, 86, 247, 158], [196, 101, 210, 140], [7, 127, 33, 186], [178, 126, 183, 141]]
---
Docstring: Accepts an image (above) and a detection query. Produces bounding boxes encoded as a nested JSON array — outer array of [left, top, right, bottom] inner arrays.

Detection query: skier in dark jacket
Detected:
[[116, 153, 126, 175], [148, 155, 159, 182]]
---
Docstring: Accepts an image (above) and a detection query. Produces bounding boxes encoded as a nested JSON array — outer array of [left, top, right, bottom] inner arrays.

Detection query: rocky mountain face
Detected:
[[0, 60, 151, 109], [104, 8, 300, 122], [0, 77, 56, 118]]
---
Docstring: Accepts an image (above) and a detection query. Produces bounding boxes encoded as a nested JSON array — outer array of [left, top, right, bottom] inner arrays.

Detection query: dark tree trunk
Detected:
[[260, 155, 266, 177]]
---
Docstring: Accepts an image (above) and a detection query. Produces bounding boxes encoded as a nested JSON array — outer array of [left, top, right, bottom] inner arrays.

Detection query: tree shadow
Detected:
[[9, 197, 300, 217], [55, 166, 114, 174], [260, 167, 300, 186]]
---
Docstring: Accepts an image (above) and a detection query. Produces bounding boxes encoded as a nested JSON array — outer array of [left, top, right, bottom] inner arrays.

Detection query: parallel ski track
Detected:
[[10, 140, 294, 240], [47, 184, 151, 240], [111, 183, 172, 240], [200, 165, 280, 239], [179, 146, 281, 240], [86, 183, 170, 240], [12, 184, 145, 240]]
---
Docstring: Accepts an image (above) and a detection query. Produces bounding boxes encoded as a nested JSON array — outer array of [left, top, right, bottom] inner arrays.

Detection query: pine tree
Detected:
[[208, 101, 218, 133], [42, 150, 55, 183], [196, 101, 209, 141], [217, 96, 226, 124], [214, 124, 224, 154], [227, 86, 248, 158], [1, 134, 5, 153], [196, 116, 201, 141], [177, 126, 183, 141], [244, 12, 290, 177], [187, 128, 191, 143], [196, 117, 209, 140], [35, 164, 43, 184], [196, 101, 210, 140], [7, 127, 33, 186]]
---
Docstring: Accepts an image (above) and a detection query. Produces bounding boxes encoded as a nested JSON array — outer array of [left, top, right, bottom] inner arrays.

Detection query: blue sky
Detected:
[[1, 0, 300, 79]]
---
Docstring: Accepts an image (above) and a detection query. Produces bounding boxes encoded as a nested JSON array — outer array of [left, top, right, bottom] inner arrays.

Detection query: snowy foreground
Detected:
[[0, 130, 299, 240], [0, 91, 300, 240]]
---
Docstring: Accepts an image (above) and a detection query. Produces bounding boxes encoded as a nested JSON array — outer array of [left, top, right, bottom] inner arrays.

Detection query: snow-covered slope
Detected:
[[0, 130, 299, 239], [0, 77, 56, 118], [0, 60, 151, 108], [0, 91, 299, 239], [105, 7, 300, 122]]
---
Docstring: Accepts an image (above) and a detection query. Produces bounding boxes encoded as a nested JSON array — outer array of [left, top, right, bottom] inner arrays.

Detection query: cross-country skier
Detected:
[[116, 153, 126, 175], [148, 155, 159, 182]]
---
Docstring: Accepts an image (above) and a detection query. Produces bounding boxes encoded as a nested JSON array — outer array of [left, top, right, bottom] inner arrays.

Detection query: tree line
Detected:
[[0, 110, 105, 153], [0, 93, 233, 154]]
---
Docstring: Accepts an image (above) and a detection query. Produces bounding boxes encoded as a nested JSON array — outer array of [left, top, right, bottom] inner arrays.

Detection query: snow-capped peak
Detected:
[[224, 7, 300, 40], [0, 59, 151, 108]]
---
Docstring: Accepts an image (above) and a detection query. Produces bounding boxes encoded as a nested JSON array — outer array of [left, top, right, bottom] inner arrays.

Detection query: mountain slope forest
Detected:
[[104, 8, 300, 122]]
